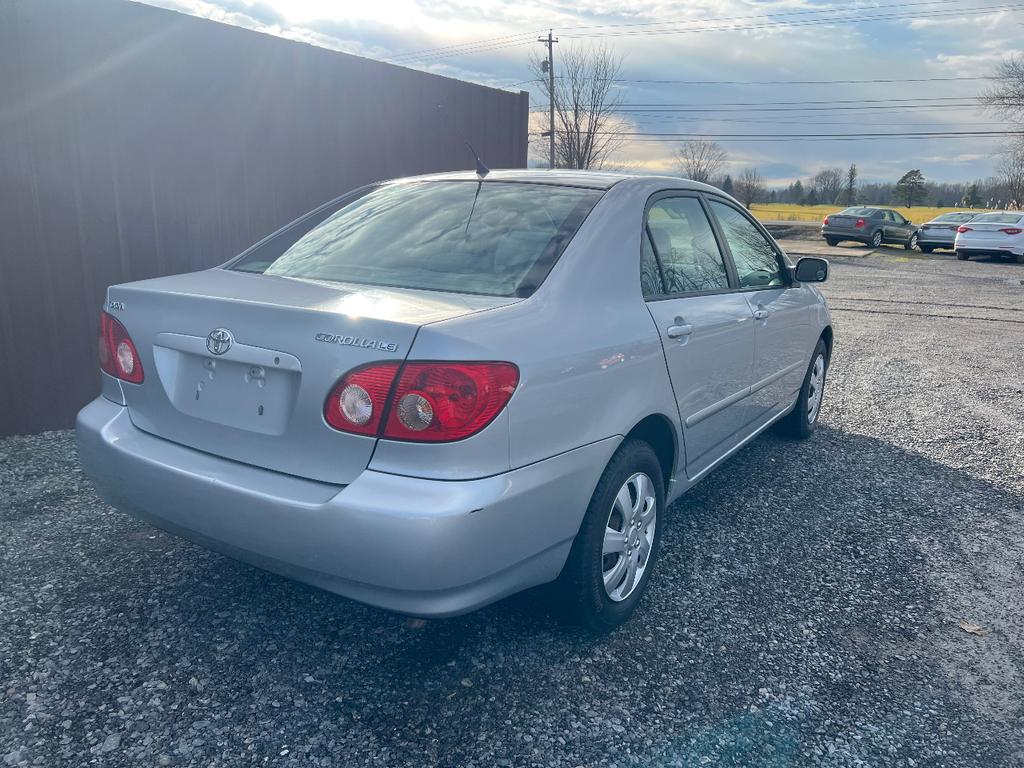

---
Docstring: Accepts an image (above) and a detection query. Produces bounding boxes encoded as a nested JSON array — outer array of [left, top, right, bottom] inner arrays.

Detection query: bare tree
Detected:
[[529, 43, 625, 170], [999, 139, 1024, 208], [811, 168, 845, 205], [734, 167, 766, 208], [982, 55, 1024, 125], [672, 141, 728, 184]]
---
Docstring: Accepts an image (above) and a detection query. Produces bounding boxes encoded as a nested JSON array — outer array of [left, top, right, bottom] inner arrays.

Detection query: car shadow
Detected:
[[7, 425, 1022, 766]]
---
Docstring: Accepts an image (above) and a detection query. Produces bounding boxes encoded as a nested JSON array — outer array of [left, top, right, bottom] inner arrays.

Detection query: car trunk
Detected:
[[827, 215, 861, 230], [107, 268, 519, 485]]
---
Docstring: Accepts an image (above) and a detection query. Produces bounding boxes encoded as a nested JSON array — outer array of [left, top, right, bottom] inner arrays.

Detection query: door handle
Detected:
[[666, 323, 693, 338], [753, 307, 769, 321]]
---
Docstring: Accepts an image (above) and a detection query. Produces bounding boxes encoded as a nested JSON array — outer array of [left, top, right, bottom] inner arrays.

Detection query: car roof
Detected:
[[388, 168, 721, 193]]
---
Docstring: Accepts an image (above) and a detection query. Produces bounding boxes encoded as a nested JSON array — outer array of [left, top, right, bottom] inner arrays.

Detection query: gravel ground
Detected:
[[2, 252, 1023, 767]]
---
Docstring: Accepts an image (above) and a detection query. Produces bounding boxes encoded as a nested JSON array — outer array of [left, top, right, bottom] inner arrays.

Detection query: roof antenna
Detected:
[[465, 142, 490, 178]]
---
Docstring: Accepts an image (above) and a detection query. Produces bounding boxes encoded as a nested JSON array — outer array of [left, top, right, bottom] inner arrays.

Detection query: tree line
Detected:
[[532, 44, 1024, 210]]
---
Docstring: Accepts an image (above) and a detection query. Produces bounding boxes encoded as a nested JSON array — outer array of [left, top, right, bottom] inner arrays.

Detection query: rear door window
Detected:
[[644, 197, 730, 294], [230, 181, 603, 297]]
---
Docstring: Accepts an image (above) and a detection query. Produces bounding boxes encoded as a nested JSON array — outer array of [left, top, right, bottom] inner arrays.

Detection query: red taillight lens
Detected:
[[98, 311, 143, 383], [957, 225, 972, 233], [383, 362, 519, 442], [999, 227, 1022, 235], [822, 216, 830, 225], [323, 361, 519, 442], [855, 218, 866, 229], [323, 361, 401, 435]]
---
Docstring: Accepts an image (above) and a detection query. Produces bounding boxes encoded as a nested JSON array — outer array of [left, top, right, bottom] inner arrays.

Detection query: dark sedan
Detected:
[[822, 207, 918, 250]]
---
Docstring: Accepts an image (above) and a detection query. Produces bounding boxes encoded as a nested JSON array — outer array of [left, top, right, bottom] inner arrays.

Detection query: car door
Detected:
[[893, 211, 914, 241], [881, 210, 900, 242], [640, 193, 756, 478], [705, 197, 812, 427]]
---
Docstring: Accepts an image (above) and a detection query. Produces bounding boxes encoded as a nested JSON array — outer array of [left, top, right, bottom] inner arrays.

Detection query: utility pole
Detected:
[[538, 30, 557, 169]]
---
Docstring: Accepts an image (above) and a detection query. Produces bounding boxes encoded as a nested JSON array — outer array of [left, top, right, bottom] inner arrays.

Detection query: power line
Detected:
[[509, 75, 1003, 87], [389, 0, 1017, 62], [536, 96, 985, 109], [528, 129, 1023, 142]]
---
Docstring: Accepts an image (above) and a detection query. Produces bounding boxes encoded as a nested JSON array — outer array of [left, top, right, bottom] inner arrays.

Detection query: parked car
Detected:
[[821, 206, 918, 249], [76, 170, 833, 631], [954, 211, 1024, 262], [916, 211, 981, 253]]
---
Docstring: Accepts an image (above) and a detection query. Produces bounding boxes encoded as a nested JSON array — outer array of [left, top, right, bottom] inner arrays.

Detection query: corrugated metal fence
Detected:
[[0, 0, 529, 435]]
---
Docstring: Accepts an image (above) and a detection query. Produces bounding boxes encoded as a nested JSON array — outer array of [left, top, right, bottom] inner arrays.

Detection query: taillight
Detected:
[[323, 361, 401, 435], [957, 226, 972, 233], [98, 311, 143, 383], [323, 361, 519, 442], [999, 227, 1022, 235], [855, 218, 866, 229], [822, 216, 830, 225]]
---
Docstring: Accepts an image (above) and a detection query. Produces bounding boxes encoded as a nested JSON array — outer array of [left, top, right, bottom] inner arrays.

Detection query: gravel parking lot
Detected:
[[2, 252, 1023, 767]]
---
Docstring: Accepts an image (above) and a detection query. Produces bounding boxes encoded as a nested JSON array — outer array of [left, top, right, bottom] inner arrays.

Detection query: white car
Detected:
[[954, 211, 1024, 262]]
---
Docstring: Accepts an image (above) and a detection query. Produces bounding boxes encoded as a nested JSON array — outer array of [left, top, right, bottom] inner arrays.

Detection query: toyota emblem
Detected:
[[206, 328, 234, 356]]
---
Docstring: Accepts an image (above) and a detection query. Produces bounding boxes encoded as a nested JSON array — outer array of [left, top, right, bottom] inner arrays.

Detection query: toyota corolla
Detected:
[[77, 170, 833, 630]]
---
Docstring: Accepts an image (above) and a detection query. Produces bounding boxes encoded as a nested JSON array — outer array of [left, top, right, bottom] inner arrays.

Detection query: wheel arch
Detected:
[[623, 413, 679, 495], [820, 325, 834, 361]]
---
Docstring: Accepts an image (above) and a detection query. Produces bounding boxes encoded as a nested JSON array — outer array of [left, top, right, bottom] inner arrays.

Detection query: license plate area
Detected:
[[152, 334, 301, 435]]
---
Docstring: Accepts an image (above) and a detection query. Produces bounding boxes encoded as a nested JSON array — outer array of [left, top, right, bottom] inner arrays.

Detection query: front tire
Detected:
[[556, 440, 664, 632], [956, 251, 969, 261], [905, 233, 919, 251], [825, 237, 839, 247], [776, 339, 828, 440], [920, 244, 934, 253]]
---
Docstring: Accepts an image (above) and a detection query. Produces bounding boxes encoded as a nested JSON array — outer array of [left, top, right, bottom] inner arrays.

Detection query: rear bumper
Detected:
[[76, 397, 618, 617], [956, 244, 1024, 257], [917, 234, 955, 247], [821, 227, 869, 242]]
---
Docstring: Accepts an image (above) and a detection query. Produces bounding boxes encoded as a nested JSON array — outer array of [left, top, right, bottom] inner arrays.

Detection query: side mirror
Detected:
[[795, 257, 828, 283]]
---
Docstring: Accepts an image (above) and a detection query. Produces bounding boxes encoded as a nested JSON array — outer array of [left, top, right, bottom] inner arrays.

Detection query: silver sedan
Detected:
[[76, 170, 833, 630]]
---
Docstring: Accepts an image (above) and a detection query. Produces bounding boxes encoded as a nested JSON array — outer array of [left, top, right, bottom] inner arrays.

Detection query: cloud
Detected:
[[136, 0, 1022, 183]]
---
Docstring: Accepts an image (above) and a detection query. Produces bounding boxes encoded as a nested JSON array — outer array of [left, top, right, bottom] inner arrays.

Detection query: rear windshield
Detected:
[[970, 212, 1024, 224], [230, 181, 603, 297], [838, 207, 878, 216], [933, 212, 978, 223]]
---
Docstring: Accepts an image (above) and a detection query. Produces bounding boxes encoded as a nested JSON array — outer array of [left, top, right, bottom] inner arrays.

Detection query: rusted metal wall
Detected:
[[0, 0, 529, 435]]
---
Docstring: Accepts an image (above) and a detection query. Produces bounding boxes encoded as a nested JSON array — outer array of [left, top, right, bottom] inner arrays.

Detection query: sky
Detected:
[[137, 0, 1023, 185]]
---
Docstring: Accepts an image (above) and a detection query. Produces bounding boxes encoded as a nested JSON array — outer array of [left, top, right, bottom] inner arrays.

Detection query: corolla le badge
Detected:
[[206, 328, 234, 356], [315, 333, 399, 353]]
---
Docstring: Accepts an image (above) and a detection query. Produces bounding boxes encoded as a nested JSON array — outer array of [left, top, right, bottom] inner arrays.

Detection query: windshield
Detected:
[[970, 212, 1024, 224], [838, 207, 878, 216], [230, 181, 603, 297], [933, 212, 978, 222]]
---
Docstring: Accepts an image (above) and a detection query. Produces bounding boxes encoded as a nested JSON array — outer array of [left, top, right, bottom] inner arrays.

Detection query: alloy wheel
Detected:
[[807, 353, 825, 424], [602, 472, 657, 602], [871, 231, 882, 248]]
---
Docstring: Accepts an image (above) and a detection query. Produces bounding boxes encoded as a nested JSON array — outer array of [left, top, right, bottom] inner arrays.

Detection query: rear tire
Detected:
[[825, 237, 839, 247], [556, 440, 665, 632], [1016, 254, 1024, 264], [776, 339, 828, 440], [919, 244, 934, 253], [956, 251, 969, 261], [870, 230, 883, 248], [905, 233, 919, 251]]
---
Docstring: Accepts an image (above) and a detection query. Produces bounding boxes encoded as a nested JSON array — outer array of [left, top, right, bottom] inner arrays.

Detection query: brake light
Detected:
[[855, 218, 866, 229], [957, 226, 972, 233], [999, 227, 1023, 235], [323, 361, 401, 435], [323, 361, 519, 442], [822, 216, 830, 226], [98, 311, 143, 383]]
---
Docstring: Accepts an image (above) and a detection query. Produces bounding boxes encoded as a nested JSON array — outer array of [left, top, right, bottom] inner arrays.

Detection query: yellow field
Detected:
[[750, 203, 967, 224]]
